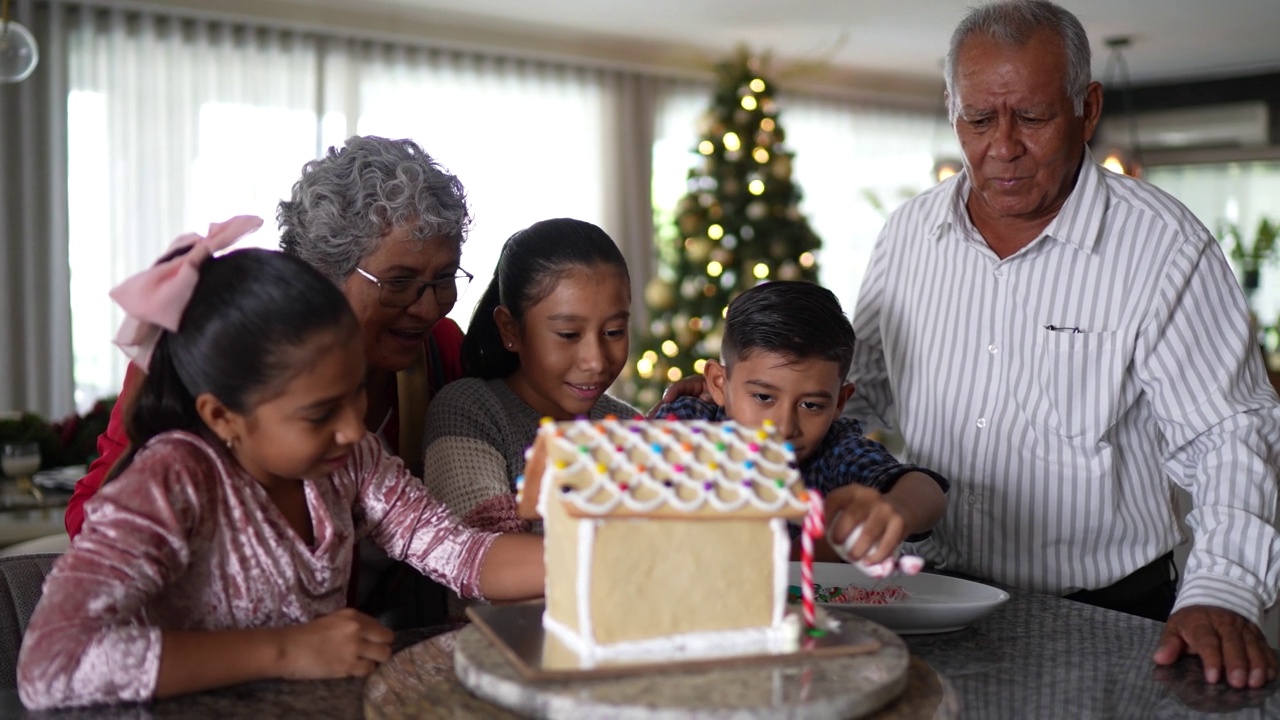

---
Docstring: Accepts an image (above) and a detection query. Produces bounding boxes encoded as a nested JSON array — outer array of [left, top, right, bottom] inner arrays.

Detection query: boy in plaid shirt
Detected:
[[653, 281, 948, 563]]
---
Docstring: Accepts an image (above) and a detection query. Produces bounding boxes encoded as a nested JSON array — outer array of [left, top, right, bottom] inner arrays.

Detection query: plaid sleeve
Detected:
[[802, 418, 949, 497], [651, 396, 724, 421]]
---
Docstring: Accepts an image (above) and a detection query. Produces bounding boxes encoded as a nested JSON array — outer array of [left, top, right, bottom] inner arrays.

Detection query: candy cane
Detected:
[[800, 490, 824, 630]]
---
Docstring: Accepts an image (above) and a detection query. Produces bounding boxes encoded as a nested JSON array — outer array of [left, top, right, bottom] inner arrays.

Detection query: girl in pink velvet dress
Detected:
[[17, 217, 544, 710]]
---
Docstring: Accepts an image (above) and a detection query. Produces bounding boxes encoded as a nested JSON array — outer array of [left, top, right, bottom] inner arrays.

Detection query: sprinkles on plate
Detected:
[[788, 582, 910, 605]]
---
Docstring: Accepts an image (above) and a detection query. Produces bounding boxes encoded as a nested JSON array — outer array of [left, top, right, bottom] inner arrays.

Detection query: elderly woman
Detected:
[[64, 135, 473, 623]]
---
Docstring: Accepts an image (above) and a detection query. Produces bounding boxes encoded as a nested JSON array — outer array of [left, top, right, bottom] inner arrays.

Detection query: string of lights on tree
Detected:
[[627, 47, 823, 408]]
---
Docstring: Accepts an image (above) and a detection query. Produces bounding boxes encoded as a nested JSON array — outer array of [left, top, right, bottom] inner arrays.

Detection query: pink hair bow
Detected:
[[109, 215, 265, 370]]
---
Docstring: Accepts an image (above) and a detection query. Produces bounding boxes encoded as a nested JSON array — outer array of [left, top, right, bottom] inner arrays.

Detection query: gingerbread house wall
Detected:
[[546, 515, 790, 650], [544, 494, 582, 635], [589, 517, 782, 645]]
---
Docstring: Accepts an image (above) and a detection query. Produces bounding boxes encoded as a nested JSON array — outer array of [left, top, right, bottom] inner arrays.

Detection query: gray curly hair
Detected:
[[277, 136, 472, 284], [944, 0, 1092, 122]]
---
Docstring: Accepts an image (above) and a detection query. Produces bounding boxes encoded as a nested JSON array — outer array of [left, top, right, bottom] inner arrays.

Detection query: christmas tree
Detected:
[[629, 48, 823, 408]]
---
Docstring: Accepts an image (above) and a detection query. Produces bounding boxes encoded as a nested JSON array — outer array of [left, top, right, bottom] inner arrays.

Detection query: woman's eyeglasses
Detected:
[[354, 267, 474, 309]]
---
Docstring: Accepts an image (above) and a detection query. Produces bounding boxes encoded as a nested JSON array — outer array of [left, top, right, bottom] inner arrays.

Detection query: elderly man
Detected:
[[847, 0, 1280, 689]]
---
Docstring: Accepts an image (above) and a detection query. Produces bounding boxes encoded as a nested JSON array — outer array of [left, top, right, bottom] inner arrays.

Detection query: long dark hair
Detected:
[[461, 218, 628, 380], [111, 248, 356, 478]]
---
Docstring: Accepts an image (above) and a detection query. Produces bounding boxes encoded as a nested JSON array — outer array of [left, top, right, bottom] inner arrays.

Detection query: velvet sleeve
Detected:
[[19, 440, 205, 709], [65, 363, 145, 538], [350, 436, 498, 601]]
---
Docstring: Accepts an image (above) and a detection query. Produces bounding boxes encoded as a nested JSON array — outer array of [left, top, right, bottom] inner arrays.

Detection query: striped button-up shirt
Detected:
[[847, 150, 1280, 623]]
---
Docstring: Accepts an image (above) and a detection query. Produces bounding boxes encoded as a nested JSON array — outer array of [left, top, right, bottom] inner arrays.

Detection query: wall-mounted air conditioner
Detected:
[[1098, 101, 1269, 150]]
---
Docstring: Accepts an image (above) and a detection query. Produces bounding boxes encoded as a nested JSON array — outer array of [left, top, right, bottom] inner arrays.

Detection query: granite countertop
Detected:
[[4, 589, 1276, 718]]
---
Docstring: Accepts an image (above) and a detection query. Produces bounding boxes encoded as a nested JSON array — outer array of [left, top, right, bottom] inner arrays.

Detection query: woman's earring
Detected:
[[506, 342, 514, 349], [225, 438, 234, 450]]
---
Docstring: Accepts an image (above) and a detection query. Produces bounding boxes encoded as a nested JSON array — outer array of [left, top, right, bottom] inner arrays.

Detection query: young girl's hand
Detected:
[[823, 484, 910, 564], [278, 609, 394, 680]]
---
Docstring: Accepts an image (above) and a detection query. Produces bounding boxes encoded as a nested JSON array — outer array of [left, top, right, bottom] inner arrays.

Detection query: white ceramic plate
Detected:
[[788, 561, 1009, 635], [32, 465, 86, 492]]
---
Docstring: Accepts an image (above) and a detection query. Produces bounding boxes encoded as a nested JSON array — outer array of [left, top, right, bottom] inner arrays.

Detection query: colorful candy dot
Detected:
[[540, 416, 554, 426], [690, 426, 703, 434], [596, 463, 607, 474], [651, 442, 663, 453], [756, 430, 768, 440], [615, 445, 625, 453], [787, 461, 797, 469], [605, 414, 618, 421], [742, 480, 752, 488], [629, 425, 643, 433], [665, 413, 678, 421], [762, 419, 775, 428], [618, 482, 630, 491], [783, 442, 795, 453], [680, 441, 693, 452], [515, 475, 525, 487], [775, 479, 785, 488], [560, 484, 572, 493], [715, 442, 727, 452], [703, 481, 715, 490], [662, 479, 674, 488], [554, 429, 565, 438], [744, 460, 755, 470], [578, 445, 590, 454], [554, 460, 568, 469], [636, 464, 647, 473], [673, 464, 686, 473], [748, 442, 760, 453], [708, 461, 719, 471]]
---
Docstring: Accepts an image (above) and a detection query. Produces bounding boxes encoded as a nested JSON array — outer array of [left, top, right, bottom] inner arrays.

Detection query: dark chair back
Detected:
[[0, 553, 60, 690]]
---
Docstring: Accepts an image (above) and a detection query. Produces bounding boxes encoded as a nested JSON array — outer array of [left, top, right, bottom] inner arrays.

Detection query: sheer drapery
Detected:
[[56, 9, 652, 408], [0, 0, 72, 418], [326, 41, 645, 325], [15, 0, 946, 412], [64, 6, 320, 408]]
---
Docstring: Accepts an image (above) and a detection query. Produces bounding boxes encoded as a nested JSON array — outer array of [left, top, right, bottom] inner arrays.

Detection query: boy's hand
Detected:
[[278, 608, 394, 680], [823, 484, 910, 564]]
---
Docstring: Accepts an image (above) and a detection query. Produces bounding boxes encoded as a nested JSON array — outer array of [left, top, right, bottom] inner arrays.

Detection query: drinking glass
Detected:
[[2, 441, 42, 500]]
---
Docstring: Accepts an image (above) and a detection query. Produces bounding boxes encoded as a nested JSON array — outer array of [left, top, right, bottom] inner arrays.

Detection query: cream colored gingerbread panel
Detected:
[[588, 518, 776, 645], [544, 494, 581, 634]]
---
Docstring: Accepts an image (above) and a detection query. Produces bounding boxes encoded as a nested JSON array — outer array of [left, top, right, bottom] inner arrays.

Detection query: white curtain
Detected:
[[323, 42, 647, 327], [54, 8, 656, 408], [65, 5, 320, 409], [30, 0, 948, 412], [0, 0, 72, 418]]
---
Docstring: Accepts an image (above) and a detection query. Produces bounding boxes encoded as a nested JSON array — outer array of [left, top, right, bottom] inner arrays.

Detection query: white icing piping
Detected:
[[543, 612, 801, 667], [543, 418, 808, 516]]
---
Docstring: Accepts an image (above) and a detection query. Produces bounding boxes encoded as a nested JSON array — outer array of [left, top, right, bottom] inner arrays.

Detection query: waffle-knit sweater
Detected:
[[422, 377, 638, 534]]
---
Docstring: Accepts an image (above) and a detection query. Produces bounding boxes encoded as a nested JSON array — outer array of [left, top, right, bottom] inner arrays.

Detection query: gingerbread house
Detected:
[[517, 416, 809, 664]]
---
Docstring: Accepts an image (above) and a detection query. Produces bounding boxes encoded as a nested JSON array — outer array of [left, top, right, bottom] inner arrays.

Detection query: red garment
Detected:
[[64, 317, 466, 538]]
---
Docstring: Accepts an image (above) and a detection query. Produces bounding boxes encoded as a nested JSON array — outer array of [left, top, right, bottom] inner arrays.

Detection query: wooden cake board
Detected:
[[465, 602, 882, 682]]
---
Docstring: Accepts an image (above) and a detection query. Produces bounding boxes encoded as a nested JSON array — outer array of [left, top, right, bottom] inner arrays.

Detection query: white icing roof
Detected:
[[519, 416, 808, 520]]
